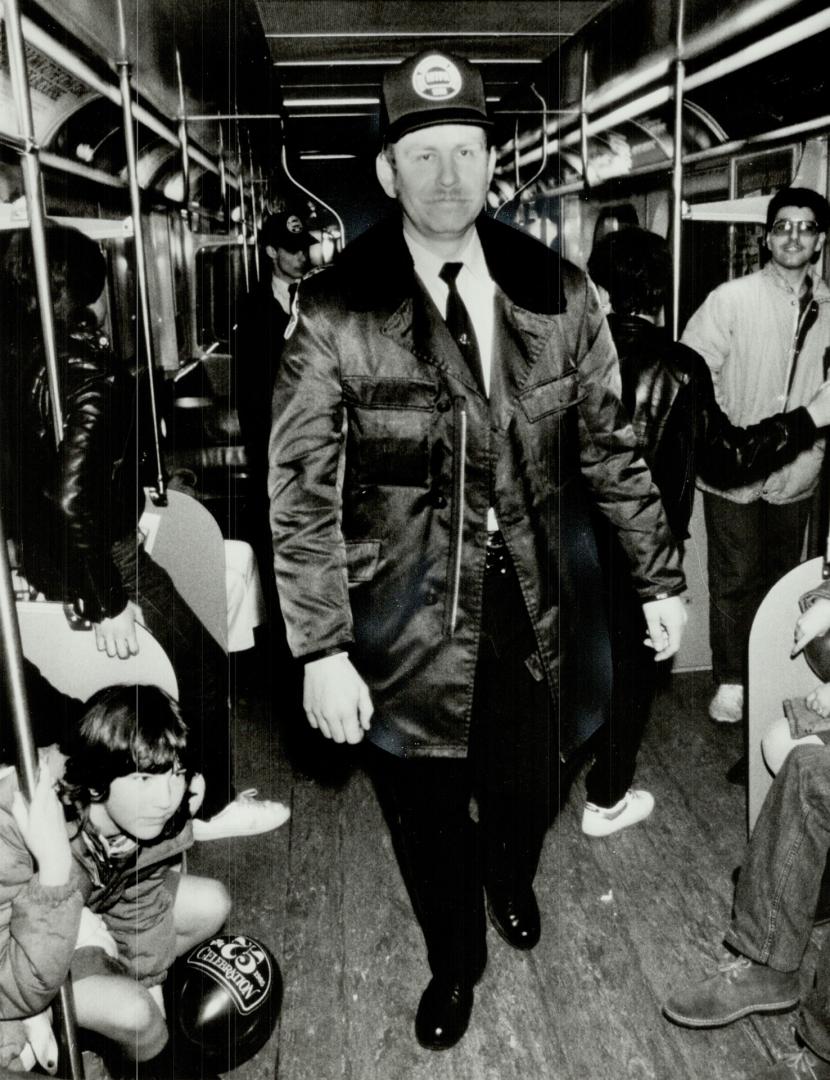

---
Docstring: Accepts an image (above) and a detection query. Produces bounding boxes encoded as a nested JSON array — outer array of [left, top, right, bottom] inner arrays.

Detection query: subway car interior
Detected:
[[1, 1, 830, 1077]]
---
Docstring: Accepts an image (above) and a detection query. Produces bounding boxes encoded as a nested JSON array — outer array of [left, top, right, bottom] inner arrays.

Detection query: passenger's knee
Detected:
[[782, 742, 829, 793], [197, 878, 232, 937], [123, 989, 164, 1041]]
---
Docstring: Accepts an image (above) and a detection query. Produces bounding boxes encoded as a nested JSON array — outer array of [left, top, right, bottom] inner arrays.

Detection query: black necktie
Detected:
[[439, 262, 485, 393]]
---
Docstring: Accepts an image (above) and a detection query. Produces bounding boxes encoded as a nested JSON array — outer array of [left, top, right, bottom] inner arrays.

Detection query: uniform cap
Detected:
[[382, 50, 492, 143], [261, 211, 313, 253]]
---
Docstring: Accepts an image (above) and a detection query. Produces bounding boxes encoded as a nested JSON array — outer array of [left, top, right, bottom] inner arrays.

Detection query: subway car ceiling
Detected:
[[0, 1, 829, 245]]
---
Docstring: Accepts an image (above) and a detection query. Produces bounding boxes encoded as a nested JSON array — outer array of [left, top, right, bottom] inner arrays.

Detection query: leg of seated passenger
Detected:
[[73, 974, 167, 1062], [799, 934, 830, 1065], [727, 745, 830, 971], [172, 874, 231, 955], [762, 715, 823, 776]]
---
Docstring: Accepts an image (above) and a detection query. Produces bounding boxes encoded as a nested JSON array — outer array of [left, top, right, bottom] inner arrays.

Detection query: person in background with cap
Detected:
[[236, 211, 312, 520], [268, 50, 687, 1050]]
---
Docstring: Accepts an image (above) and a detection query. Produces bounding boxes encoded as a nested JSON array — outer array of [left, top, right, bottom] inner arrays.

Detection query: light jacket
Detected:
[[0, 767, 82, 1026], [681, 264, 830, 504], [609, 314, 819, 540], [269, 214, 685, 759]]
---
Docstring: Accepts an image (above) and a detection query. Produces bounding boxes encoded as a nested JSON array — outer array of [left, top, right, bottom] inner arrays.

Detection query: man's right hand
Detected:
[[807, 380, 830, 428], [303, 653, 373, 744]]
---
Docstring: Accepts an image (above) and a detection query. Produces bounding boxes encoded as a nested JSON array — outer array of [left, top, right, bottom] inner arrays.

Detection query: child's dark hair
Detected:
[[60, 685, 193, 834]]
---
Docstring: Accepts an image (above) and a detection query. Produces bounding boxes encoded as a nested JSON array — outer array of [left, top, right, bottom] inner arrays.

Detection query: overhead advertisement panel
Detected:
[[0, 12, 97, 145]]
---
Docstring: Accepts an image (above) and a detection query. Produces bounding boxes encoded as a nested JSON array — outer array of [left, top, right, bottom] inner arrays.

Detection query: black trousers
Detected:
[[703, 491, 810, 686], [584, 541, 669, 808], [368, 539, 556, 984]]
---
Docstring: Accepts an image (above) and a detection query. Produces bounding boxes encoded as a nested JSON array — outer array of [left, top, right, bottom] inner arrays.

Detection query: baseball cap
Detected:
[[381, 50, 492, 144], [261, 211, 313, 253]]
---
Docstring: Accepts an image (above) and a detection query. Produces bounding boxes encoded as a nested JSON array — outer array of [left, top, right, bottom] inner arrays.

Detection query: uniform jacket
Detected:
[[269, 214, 685, 758], [12, 328, 152, 623], [681, 264, 830, 504], [609, 314, 818, 541]]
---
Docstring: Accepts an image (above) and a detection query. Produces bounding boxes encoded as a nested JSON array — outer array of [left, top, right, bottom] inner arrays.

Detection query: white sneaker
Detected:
[[192, 790, 290, 842], [582, 789, 655, 837], [709, 683, 744, 724]]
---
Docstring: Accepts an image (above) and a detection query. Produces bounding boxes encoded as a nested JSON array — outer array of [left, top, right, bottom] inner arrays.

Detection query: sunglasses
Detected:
[[770, 219, 821, 237]]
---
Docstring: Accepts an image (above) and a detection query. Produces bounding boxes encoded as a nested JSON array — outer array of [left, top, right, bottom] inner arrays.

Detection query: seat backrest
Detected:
[[139, 488, 229, 653], [747, 555, 823, 832], [16, 600, 178, 702]]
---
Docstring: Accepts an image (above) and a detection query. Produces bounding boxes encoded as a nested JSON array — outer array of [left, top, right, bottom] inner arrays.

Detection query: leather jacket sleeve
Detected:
[[572, 276, 686, 600], [49, 345, 129, 623], [691, 350, 817, 490]]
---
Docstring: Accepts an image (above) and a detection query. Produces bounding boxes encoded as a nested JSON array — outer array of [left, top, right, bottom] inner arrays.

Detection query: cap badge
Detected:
[[411, 55, 462, 101], [285, 214, 304, 233]]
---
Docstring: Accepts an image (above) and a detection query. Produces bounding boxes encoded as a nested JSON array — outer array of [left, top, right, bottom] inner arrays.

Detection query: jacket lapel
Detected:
[[382, 278, 486, 397]]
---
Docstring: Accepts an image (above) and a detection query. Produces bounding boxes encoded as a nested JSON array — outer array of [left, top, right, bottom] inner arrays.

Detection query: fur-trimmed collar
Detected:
[[329, 213, 568, 316]]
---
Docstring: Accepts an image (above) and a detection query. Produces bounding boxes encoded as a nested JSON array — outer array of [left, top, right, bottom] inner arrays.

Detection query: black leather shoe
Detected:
[[415, 977, 474, 1051], [486, 887, 541, 950]]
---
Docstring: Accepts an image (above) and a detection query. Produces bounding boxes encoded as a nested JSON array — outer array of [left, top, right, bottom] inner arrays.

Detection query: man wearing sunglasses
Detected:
[[682, 187, 830, 729]]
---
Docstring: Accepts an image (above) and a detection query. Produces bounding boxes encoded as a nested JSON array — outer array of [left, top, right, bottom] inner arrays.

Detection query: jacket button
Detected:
[[424, 590, 439, 605], [437, 398, 451, 412], [431, 492, 448, 508]]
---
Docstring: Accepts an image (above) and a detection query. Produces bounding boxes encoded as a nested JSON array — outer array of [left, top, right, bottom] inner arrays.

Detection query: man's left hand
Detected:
[[641, 595, 688, 661]]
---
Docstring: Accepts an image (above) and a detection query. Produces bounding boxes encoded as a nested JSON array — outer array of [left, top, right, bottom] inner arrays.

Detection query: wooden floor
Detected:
[[183, 662, 825, 1080]]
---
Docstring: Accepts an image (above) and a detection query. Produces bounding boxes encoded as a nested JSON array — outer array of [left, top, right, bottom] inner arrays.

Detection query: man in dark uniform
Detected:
[[236, 211, 312, 515], [268, 50, 688, 1049]]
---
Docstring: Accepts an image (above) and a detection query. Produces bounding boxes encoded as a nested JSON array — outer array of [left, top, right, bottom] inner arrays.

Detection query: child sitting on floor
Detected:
[[1, 684, 230, 1077]]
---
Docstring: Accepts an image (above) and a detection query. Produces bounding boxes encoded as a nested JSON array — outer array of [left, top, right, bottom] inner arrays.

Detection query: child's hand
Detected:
[[188, 773, 206, 817], [793, 598, 830, 657], [10, 768, 72, 887], [807, 682, 830, 718]]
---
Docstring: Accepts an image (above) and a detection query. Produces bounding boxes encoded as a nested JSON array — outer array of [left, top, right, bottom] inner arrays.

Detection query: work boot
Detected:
[[663, 953, 799, 1027]]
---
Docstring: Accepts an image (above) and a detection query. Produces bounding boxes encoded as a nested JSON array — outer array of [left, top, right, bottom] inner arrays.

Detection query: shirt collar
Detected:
[[403, 227, 489, 285]]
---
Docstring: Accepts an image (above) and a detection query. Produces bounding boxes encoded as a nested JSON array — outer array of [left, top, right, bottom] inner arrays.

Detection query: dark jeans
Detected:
[[111, 537, 233, 817], [703, 492, 810, 686], [725, 745, 830, 1061], [368, 540, 556, 985]]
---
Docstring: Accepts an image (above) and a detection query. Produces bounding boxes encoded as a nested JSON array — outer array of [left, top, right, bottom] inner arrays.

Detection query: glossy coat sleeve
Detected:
[[572, 276, 686, 600], [691, 352, 817, 488], [55, 368, 128, 622], [268, 293, 355, 660]]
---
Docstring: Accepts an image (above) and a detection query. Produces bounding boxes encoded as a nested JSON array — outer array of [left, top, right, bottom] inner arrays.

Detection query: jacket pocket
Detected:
[[345, 539, 381, 586], [517, 373, 583, 422], [343, 377, 437, 487]]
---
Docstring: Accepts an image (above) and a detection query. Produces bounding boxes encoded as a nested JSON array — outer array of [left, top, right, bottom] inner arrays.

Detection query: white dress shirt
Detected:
[[404, 228, 499, 531], [404, 229, 496, 394]]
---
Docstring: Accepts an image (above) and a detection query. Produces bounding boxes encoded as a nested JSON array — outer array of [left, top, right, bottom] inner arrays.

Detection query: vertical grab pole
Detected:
[[3, 0, 63, 445], [0, 508, 85, 1079], [4, 9, 82, 1071], [237, 127, 250, 292], [175, 48, 191, 226], [248, 135, 260, 282], [671, 0, 687, 340], [115, 0, 166, 502], [579, 45, 590, 188]]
